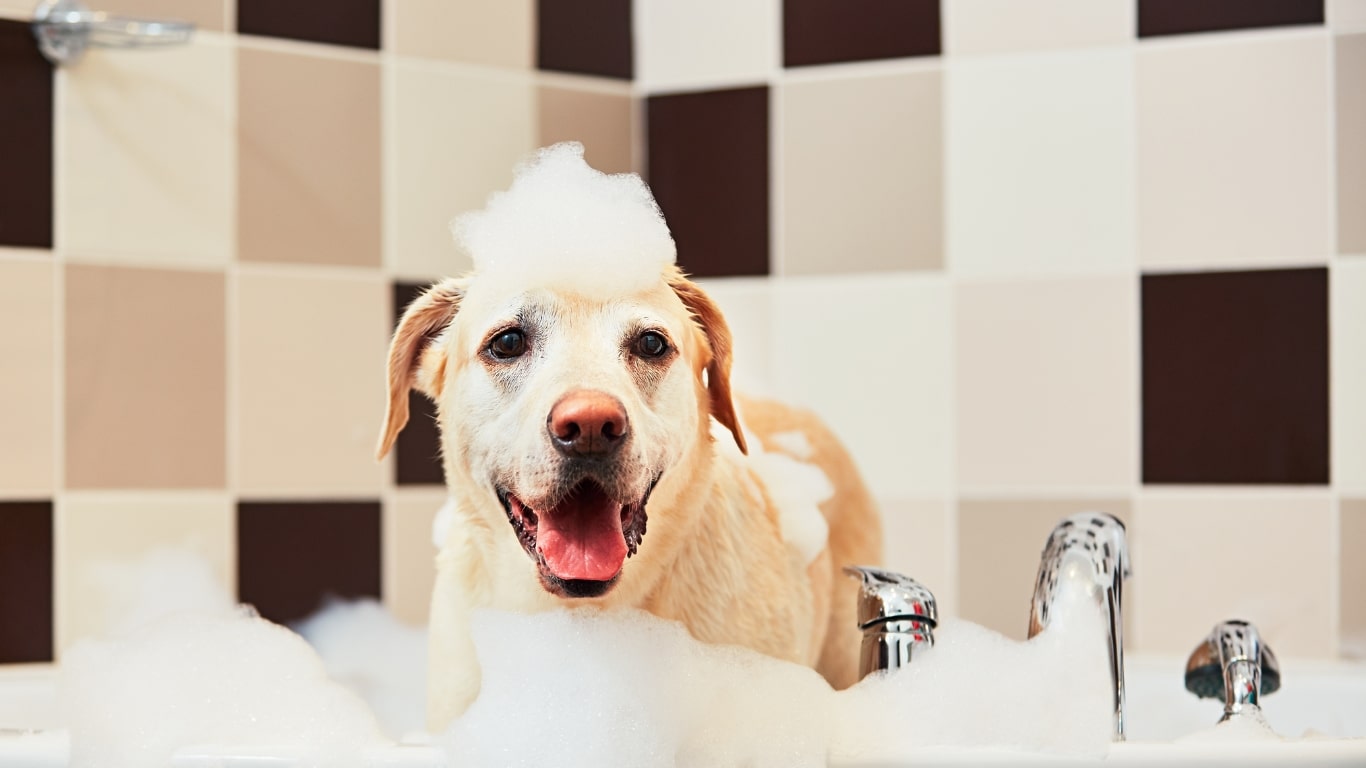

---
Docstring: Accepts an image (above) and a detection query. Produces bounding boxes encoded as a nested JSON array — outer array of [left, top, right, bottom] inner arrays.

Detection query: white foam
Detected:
[[88, 548, 237, 636], [442, 586, 1114, 766], [60, 610, 387, 768], [452, 143, 677, 298], [294, 598, 429, 740], [432, 496, 457, 549], [768, 429, 815, 460]]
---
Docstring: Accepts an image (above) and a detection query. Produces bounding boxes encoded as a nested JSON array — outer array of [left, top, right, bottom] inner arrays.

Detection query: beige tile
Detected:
[[1333, 258, 1366, 492], [536, 84, 634, 175], [1338, 33, 1366, 254], [1132, 491, 1335, 658], [238, 46, 380, 268], [0, 1, 31, 19], [65, 265, 226, 490], [635, 0, 777, 91], [770, 274, 953, 498], [944, 0, 1132, 55], [385, 488, 446, 626], [1329, 0, 1366, 31], [957, 497, 1132, 641], [880, 497, 955, 618], [955, 277, 1137, 491], [59, 38, 233, 266], [1137, 32, 1331, 270], [56, 491, 233, 651], [390, 62, 535, 280], [0, 260, 54, 496], [98, 0, 226, 31], [691, 277, 774, 397], [235, 270, 387, 495], [946, 47, 1134, 277], [390, 0, 532, 69], [780, 69, 942, 275], [1342, 499, 1366, 657]]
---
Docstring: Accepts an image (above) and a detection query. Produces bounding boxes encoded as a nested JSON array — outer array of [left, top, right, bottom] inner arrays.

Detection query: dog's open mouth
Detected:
[[498, 478, 653, 597]]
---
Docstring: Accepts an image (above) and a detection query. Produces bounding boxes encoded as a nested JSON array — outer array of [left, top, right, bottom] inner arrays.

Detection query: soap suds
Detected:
[[452, 143, 676, 299], [768, 430, 815, 460]]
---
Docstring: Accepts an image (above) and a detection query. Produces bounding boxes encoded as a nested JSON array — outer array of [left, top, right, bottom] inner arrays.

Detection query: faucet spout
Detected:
[[1027, 512, 1130, 741]]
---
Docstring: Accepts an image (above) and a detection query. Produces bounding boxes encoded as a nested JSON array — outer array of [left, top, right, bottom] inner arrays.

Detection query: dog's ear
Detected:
[[377, 278, 466, 461], [669, 274, 748, 455]]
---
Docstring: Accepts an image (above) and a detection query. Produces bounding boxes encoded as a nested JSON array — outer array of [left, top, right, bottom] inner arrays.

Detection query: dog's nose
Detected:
[[548, 390, 628, 456]]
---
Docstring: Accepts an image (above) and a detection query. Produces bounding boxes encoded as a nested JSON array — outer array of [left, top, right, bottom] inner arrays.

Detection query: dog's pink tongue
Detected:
[[536, 483, 627, 583]]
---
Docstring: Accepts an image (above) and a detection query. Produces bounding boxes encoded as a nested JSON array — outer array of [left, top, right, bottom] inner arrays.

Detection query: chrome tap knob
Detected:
[[843, 565, 937, 681], [1186, 619, 1280, 725]]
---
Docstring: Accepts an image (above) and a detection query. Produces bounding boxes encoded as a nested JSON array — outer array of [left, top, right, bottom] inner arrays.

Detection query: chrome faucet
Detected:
[[844, 566, 937, 681], [1185, 620, 1281, 725], [1028, 512, 1131, 741]]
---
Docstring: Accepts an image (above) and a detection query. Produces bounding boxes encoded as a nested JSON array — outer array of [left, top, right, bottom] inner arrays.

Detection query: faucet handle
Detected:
[[1186, 620, 1281, 718], [843, 565, 938, 629]]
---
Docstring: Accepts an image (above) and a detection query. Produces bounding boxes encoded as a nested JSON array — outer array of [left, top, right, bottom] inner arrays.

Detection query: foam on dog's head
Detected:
[[452, 143, 676, 297]]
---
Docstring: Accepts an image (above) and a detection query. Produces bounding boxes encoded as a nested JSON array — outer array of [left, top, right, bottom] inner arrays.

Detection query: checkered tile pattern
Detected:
[[0, 0, 1362, 665]]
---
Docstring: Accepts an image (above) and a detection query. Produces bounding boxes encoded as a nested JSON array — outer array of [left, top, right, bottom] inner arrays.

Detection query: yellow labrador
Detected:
[[376, 154, 882, 731]]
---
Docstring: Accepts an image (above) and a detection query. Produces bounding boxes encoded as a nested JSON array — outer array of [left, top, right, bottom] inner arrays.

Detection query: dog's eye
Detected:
[[488, 329, 526, 359], [634, 331, 669, 359]]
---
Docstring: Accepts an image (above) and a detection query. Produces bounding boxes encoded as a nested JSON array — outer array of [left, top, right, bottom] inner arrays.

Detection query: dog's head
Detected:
[[377, 264, 747, 600]]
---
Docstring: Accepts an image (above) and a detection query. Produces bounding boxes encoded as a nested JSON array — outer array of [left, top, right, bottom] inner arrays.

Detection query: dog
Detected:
[[375, 145, 882, 731]]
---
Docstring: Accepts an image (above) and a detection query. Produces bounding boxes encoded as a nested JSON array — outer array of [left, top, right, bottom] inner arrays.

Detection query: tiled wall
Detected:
[[0, 0, 1362, 667]]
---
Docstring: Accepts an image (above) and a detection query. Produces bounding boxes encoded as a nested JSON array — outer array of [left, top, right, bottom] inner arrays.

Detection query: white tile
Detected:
[[1131, 490, 1335, 658], [1137, 32, 1331, 270], [769, 273, 953, 498], [946, 47, 1135, 277], [944, 0, 1133, 55], [634, 0, 777, 91], [1329, 0, 1366, 31], [389, 62, 535, 280], [1333, 258, 1366, 492], [955, 276, 1137, 491], [59, 38, 233, 266]]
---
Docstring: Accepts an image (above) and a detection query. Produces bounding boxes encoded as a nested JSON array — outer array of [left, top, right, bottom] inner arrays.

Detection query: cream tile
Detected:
[[56, 491, 232, 651], [1137, 32, 1331, 270], [65, 265, 226, 490], [98, 0, 226, 31], [385, 488, 446, 626], [59, 38, 232, 266], [946, 48, 1134, 276], [635, 0, 777, 91], [1338, 33, 1366, 254], [238, 46, 380, 268], [0, 260, 54, 496], [780, 69, 942, 275], [1132, 491, 1335, 658], [880, 497, 955, 619], [0, 1, 31, 19], [1342, 499, 1366, 657], [957, 498, 1132, 641], [390, 0, 532, 69], [691, 277, 774, 398], [955, 276, 1137, 491], [390, 62, 535, 280], [769, 274, 953, 498], [235, 270, 387, 495], [1333, 259, 1366, 492], [944, 0, 1133, 55], [1329, 0, 1366, 31], [537, 84, 634, 175]]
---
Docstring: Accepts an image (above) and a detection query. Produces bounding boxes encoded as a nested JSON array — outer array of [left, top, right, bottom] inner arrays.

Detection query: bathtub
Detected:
[[3, 655, 1365, 766]]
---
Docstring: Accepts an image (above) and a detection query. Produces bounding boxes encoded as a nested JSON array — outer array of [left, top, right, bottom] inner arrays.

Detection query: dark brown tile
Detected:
[[394, 283, 445, 486], [0, 501, 53, 663], [237, 0, 380, 49], [1138, 0, 1323, 38], [1142, 268, 1329, 484], [784, 0, 940, 68], [0, 19, 53, 249], [537, 0, 631, 78], [237, 501, 381, 626], [646, 86, 769, 278]]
